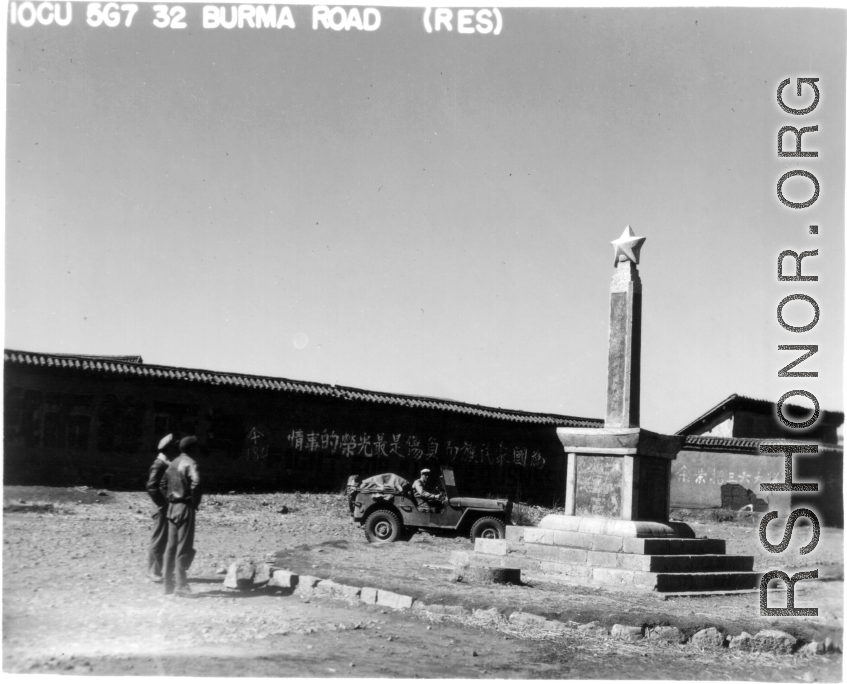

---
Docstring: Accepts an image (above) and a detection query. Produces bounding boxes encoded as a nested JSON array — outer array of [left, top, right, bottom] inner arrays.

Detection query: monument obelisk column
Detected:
[[606, 227, 646, 520], [605, 226, 645, 429], [558, 226, 684, 528]]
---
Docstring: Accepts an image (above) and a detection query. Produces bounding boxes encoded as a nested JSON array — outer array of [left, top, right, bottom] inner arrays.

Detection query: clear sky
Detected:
[[5, 6, 845, 434]]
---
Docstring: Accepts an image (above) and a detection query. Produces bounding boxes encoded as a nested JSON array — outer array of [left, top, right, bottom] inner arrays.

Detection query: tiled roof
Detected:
[[683, 435, 843, 454], [4, 349, 602, 428]]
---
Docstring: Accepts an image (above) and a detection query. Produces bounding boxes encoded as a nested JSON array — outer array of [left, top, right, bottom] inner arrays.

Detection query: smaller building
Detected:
[[671, 394, 844, 528]]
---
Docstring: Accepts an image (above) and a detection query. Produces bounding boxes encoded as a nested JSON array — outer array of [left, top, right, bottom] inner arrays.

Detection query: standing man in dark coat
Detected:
[[146, 433, 179, 582], [162, 436, 202, 596]]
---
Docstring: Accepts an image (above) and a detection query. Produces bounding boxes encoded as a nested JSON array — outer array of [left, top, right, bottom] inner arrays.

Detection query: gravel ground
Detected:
[[3, 486, 843, 679]]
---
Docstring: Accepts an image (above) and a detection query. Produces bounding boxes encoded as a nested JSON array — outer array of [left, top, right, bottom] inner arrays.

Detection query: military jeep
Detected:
[[347, 466, 512, 543]]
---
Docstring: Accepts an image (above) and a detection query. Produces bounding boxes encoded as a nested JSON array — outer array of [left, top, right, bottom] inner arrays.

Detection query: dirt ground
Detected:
[[3, 486, 844, 679]]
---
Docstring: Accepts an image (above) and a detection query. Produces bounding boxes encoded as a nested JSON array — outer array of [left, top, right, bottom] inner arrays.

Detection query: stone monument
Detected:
[[455, 227, 759, 593], [556, 225, 687, 532]]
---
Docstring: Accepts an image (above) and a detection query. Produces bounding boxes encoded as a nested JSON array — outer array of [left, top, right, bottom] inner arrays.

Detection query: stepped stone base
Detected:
[[537, 514, 695, 538], [508, 525, 725, 555], [455, 524, 758, 594]]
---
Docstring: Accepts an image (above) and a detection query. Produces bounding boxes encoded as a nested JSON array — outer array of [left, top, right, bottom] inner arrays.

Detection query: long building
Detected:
[[3, 349, 601, 504]]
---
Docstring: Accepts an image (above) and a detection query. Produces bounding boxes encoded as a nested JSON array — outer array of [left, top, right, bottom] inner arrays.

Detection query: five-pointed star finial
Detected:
[[611, 225, 646, 265]]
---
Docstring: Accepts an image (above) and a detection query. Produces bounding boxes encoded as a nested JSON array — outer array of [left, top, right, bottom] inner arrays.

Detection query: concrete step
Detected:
[[506, 525, 726, 555], [450, 550, 759, 593], [475, 539, 753, 572]]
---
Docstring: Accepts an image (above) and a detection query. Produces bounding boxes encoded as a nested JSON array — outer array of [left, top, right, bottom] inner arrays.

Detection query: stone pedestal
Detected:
[[558, 426, 685, 525]]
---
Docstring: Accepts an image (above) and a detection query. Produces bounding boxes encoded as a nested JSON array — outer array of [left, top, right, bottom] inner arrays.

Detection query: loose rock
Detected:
[[753, 629, 797, 655], [473, 607, 502, 619], [252, 563, 272, 587], [647, 625, 685, 644], [728, 632, 754, 651], [224, 559, 256, 590], [691, 627, 725, 649], [577, 621, 608, 636], [800, 641, 825, 656], [269, 570, 299, 590], [611, 624, 643, 642]]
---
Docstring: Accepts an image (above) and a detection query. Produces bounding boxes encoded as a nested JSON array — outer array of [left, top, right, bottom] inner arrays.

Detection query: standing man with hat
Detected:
[[146, 433, 179, 582], [412, 468, 444, 512], [162, 436, 202, 596]]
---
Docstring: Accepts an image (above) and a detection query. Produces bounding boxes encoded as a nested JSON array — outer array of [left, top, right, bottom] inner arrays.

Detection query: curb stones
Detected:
[[800, 642, 825, 656], [753, 629, 797, 655], [224, 559, 256, 590], [261, 567, 835, 658], [253, 563, 272, 587], [647, 626, 685, 644], [415, 603, 470, 616], [611, 624, 644, 642], [509, 612, 568, 633], [313, 580, 361, 600], [376, 590, 414, 610], [691, 627, 725, 649], [473, 607, 503, 619], [578, 621, 608, 636], [268, 569, 298, 589], [729, 632, 754, 651], [360, 587, 378, 605]]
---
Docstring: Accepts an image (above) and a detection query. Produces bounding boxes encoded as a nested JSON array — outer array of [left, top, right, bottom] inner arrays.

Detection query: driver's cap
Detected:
[[420, 468, 431, 475]]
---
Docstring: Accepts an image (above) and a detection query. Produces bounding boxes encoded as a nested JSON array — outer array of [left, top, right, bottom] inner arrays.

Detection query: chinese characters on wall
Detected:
[[281, 428, 547, 469], [673, 463, 781, 489]]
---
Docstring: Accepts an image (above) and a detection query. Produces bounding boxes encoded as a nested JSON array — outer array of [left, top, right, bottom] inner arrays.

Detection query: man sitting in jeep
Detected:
[[412, 468, 444, 512]]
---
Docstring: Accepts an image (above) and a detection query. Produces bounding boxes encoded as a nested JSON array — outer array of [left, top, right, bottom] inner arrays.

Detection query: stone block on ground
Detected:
[[224, 559, 256, 590], [509, 611, 547, 625], [754, 629, 797, 655], [419, 603, 469, 616], [611, 624, 643, 641], [509, 612, 568, 633], [376, 590, 414, 611], [647, 626, 685, 643], [452, 564, 521, 585], [336, 584, 362, 600], [252, 563, 272, 586], [268, 569, 299, 589], [729, 632, 754, 651], [314, 579, 343, 595], [800, 642, 825, 656], [294, 575, 321, 595], [313, 580, 361, 599], [691, 627, 725, 649], [360, 587, 378, 605]]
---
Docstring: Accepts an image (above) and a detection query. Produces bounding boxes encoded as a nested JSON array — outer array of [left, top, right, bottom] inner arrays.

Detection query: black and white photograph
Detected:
[[3, 1, 845, 679]]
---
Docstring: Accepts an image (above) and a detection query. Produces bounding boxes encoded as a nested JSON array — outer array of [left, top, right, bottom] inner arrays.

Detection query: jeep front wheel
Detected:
[[470, 516, 506, 540], [364, 510, 402, 543]]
